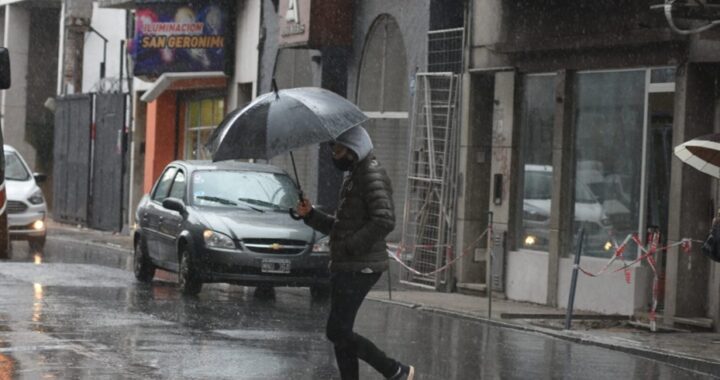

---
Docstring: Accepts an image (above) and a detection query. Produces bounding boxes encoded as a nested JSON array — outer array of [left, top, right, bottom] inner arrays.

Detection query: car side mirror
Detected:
[[162, 197, 187, 216], [33, 172, 47, 184], [0, 48, 10, 90]]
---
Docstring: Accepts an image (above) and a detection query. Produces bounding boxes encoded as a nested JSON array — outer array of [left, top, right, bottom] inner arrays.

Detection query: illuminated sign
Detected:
[[132, 0, 231, 77]]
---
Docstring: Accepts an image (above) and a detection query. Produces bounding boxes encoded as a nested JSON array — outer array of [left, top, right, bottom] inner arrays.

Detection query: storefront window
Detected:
[[573, 70, 645, 258], [518, 74, 555, 251], [185, 97, 224, 160]]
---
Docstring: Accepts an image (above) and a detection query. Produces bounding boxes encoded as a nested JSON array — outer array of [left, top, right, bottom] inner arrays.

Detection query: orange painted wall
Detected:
[[143, 91, 178, 193]]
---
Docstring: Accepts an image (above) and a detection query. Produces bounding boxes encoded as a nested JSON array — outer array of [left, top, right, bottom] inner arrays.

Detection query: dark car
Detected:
[[133, 160, 330, 297]]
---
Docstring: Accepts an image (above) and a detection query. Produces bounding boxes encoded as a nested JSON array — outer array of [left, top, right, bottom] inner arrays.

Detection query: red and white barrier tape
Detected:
[[576, 234, 696, 279], [388, 227, 490, 277], [575, 230, 698, 330]]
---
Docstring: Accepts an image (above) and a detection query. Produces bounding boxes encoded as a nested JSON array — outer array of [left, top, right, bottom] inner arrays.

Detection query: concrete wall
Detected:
[[455, 73, 493, 285], [345, 0, 429, 108], [665, 63, 716, 324], [487, 72, 516, 236], [126, 79, 152, 224], [229, 0, 259, 109], [257, 0, 278, 94], [557, 256, 652, 315], [505, 250, 548, 304], [470, 0, 509, 69], [81, 3, 127, 93], [507, 246, 651, 315]]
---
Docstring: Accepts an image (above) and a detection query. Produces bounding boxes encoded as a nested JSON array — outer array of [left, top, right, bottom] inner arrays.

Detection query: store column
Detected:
[[143, 92, 177, 192]]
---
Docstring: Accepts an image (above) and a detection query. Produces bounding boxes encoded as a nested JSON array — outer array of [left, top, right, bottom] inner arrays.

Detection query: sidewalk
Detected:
[[45, 222, 720, 377]]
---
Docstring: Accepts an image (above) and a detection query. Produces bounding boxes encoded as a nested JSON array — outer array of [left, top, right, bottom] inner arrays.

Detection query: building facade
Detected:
[[461, 0, 720, 330], [258, 0, 463, 242]]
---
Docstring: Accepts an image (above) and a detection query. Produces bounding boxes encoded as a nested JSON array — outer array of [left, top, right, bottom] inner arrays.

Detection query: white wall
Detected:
[[2, 4, 34, 169], [556, 256, 652, 315], [505, 250, 549, 304], [82, 3, 127, 93], [506, 249, 653, 315], [228, 0, 260, 110]]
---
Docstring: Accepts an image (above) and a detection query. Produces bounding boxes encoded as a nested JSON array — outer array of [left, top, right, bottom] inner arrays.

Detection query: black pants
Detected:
[[326, 271, 398, 380]]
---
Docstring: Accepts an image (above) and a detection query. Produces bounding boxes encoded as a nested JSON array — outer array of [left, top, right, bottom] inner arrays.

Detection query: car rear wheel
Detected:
[[310, 284, 330, 301], [29, 236, 45, 252], [134, 238, 155, 283], [179, 248, 202, 296]]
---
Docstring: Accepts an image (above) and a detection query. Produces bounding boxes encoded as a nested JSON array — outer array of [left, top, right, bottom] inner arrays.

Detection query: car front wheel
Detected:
[[133, 238, 155, 283], [179, 248, 202, 296]]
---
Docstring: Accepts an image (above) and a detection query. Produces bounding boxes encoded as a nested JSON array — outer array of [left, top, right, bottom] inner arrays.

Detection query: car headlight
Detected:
[[203, 229, 236, 249], [28, 189, 44, 205], [312, 236, 330, 254]]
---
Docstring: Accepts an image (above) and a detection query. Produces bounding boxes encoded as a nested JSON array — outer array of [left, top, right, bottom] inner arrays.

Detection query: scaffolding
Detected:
[[400, 27, 464, 288], [401, 73, 460, 287]]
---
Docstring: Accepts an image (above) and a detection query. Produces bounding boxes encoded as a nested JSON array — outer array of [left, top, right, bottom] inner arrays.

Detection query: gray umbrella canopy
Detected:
[[674, 133, 720, 178], [207, 87, 367, 161]]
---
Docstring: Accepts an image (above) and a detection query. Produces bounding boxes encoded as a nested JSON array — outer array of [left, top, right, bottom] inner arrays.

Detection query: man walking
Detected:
[[295, 126, 414, 380]]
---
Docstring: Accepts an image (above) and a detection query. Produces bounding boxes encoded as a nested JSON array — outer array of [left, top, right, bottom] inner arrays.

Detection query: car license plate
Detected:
[[261, 259, 291, 274]]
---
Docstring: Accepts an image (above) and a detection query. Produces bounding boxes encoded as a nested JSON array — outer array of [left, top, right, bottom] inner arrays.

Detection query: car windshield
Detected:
[[4, 151, 29, 181], [191, 170, 299, 210]]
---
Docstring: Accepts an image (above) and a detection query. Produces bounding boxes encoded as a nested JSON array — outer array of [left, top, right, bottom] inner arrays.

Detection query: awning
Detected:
[[140, 71, 227, 102]]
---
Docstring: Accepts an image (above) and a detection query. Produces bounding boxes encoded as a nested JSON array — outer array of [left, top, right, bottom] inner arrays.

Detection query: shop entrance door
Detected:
[[184, 96, 225, 160]]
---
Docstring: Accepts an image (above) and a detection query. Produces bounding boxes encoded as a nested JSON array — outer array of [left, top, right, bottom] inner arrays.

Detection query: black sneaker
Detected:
[[388, 363, 415, 380]]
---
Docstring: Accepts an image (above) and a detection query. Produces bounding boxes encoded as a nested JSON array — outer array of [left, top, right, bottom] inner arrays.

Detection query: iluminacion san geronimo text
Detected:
[[141, 35, 224, 49]]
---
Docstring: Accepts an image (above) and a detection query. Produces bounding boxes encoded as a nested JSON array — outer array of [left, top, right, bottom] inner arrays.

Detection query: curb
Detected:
[[366, 296, 720, 378]]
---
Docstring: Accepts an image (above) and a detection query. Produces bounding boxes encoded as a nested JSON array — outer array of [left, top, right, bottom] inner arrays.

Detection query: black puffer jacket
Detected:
[[304, 155, 395, 273]]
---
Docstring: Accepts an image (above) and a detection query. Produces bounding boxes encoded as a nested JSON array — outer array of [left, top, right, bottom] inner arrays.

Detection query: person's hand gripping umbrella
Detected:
[[206, 81, 368, 219]]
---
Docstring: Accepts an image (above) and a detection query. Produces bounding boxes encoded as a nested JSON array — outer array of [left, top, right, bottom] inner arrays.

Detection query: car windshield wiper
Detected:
[[237, 197, 282, 211], [198, 195, 264, 213], [196, 195, 237, 206], [235, 198, 269, 213]]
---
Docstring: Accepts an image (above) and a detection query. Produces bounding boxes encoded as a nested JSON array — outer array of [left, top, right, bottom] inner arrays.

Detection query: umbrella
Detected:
[[674, 133, 720, 178], [206, 83, 368, 219], [207, 85, 368, 162]]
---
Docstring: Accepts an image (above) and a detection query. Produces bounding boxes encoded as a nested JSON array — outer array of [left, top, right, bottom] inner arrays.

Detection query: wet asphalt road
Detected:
[[0, 244, 714, 379]]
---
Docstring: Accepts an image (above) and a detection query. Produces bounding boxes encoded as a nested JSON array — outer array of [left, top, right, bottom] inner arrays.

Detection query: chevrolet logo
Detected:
[[270, 243, 284, 250]]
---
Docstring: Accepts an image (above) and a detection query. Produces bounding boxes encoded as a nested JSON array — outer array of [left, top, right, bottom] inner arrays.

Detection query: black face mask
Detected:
[[332, 157, 354, 171]]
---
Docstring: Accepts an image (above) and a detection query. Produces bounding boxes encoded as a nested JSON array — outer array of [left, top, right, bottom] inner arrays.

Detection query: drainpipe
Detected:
[[57, 0, 66, 95]]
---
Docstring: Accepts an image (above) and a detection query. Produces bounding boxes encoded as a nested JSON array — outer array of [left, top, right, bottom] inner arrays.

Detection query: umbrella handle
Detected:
[[289, 208, 303, 220], [289, 189, 305, 221]]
